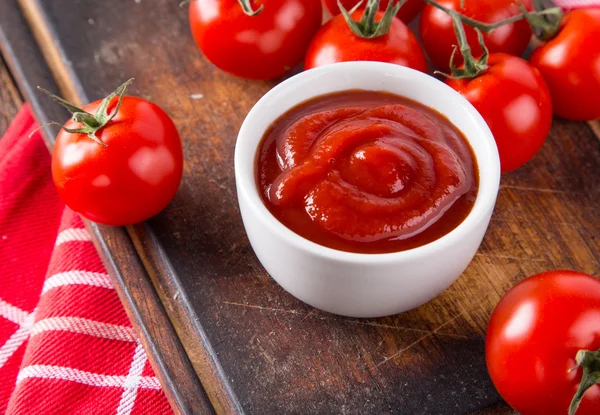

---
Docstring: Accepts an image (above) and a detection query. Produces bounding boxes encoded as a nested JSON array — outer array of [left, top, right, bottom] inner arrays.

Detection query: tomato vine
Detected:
[[339, 0, 406, 39]]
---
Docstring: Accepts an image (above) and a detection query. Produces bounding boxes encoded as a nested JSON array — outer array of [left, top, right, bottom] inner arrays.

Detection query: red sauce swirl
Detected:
[[257, 91, 479, 254]]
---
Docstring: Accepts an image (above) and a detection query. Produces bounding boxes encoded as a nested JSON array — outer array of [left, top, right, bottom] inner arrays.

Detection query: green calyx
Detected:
[[38, 78, 133, 147], [436, 11, 489, 80], [569, 348, 600, 415], [339, 0, 407, 39], [426, 0, 563, 80]]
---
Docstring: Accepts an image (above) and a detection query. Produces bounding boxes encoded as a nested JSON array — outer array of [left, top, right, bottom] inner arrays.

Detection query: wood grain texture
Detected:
[[590, 120, 600, 142], [0, 2, 214, 414], [0, 57, 21, 135], [129, 223, 243, 415], [0, 0, 78, 150], [11, 0, 600, 414]]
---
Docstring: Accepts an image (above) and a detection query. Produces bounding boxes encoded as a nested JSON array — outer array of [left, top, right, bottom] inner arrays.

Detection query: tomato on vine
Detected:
[[323, 0, 424, 24], [528, 8, 600, 121], [441, 12, 552, 173], [486, 270, 600, 415], [187, 0, 322, 80], [419, 0, 533, 71], [305, 0, 428, 72], [44, 80, 184, 226]]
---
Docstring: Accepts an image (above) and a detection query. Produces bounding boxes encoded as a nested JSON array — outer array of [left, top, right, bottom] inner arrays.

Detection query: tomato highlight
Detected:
[[529, 8, 600, 121], [436, 13, 552, 173], [486, 271, 600, 415], [44, 81, 184, 226], [188, 0, 323, 80], [305, 0, 427, 71], [420, 0, 533, 71]]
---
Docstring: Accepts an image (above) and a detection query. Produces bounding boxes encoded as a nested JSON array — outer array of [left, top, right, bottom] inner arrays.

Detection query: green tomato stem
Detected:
[[237, 0, 264, 16], [339, 0, 407, 39], [422, 0, 562, 34], [569, 348, 600, 415], [435, 11, 489, 80], [521, 0, 563, 41], [37, 78, 134, 147]]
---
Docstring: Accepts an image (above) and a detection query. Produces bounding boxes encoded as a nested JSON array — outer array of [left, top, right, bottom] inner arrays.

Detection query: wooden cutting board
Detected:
[[1, 0, 598, 414]]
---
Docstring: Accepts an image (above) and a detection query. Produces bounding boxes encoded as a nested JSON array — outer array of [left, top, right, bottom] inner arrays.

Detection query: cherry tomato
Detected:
[[486, 270, 600, 415], [446, 53, 552, 173], [323, 0, 424, 24], [304, 10, 428, 72], [419, 0, 532, 71], [529, 9, 600, 121], [188, 0, 322, 80], [52, 96, 183, 226]]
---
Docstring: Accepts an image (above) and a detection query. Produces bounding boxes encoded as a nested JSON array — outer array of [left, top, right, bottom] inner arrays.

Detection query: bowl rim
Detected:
[[235, 61, 500, 264]]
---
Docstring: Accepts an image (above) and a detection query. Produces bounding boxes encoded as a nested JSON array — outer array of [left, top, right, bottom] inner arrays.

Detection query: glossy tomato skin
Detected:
[[189, 0, 322, 80], [52, 97, 183, 226], [323, 0, 424, 24], [530, 9, 600, 121], [304, 10, 428, 72], [419, 0, 532, 71], [446, 53, 552, 173], [486, 271, 600, 415]]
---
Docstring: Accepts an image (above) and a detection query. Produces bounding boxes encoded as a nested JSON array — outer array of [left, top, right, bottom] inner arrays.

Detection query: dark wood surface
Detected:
[[0, 2, 213, 414], [4, 0, 600, 414], [0, 57, 21, 134]]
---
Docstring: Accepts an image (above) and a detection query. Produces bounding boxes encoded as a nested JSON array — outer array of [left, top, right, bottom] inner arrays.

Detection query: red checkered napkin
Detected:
[[0, 105, 173, 415]]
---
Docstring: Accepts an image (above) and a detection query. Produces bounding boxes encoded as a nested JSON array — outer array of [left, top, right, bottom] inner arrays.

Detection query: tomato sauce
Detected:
[[256, 90, 479, 254]]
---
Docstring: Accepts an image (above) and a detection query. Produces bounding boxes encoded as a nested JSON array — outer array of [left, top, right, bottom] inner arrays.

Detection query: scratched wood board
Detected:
[[9, 0, 600, 413], [0, 59, 21, 133]]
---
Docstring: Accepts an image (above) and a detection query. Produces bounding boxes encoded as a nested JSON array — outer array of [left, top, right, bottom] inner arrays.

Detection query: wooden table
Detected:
[[1, 1, 598, 414]]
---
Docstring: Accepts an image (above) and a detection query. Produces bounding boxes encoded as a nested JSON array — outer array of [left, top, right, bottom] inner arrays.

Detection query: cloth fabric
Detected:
[[0, 105, 173, 415], [555, 0, 600, 8]]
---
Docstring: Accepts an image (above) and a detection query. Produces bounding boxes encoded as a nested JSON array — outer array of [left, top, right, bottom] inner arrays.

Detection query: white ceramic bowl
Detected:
[[235, 61, 500, 318]]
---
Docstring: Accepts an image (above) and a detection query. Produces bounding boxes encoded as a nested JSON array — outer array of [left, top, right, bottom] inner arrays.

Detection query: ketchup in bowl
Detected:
[[256, 90, 479, 254]]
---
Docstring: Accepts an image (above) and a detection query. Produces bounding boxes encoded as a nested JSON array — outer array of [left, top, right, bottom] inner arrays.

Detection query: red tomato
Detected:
[[52, 97, 183, 226], [446, 53, 552, 173], [188, 0, 322, 80], [323, 0, 424, 24], [529, 9, 600, 121], [419, 0, 532, 71], [304, 10, 428, 71], [486, 271, 600, 415]]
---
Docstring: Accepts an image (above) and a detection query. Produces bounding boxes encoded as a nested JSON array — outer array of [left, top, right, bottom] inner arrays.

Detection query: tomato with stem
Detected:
[[305, 0, 427, 72], [187, 0, 322, 80], [486, 270, 600, 415], [323, 0, 424, 23], [528, 8, 600, 121], [441, 12, 552, 173], [46, 80, 184, 226], [419, 0, 533, 71]]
